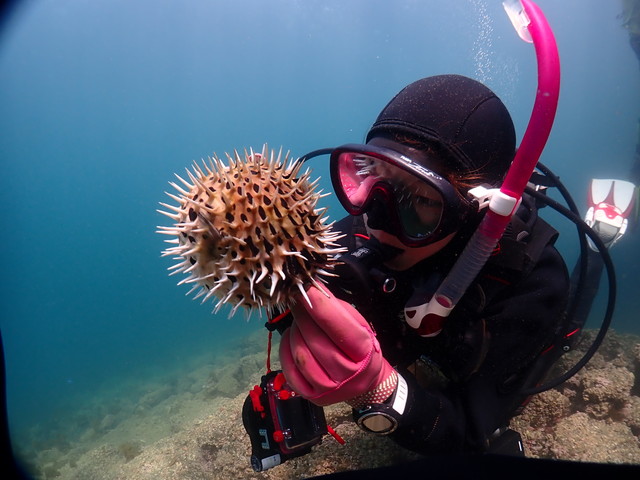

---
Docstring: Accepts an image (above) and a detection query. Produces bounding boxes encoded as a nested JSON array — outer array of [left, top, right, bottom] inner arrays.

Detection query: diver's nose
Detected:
[[365, 197, 393, 232]]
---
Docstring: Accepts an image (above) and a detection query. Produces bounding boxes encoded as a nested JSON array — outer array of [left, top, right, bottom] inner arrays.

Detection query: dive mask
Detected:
[[330, 143, 478, 247]]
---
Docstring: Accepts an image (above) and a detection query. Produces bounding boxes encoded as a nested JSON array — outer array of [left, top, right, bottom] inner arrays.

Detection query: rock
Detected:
[[624, 396, 640, 437], [551, 412, 640, 463], [214, 371, 241, 398], [581, 366, 634, 419], [517, 389, 572, 428], [23, 329, 640, 478], [137, 384, 174, 409], [98, 414, 118, 433]]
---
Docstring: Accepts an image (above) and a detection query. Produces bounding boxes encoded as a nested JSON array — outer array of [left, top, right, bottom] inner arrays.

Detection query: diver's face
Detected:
[[362, 154, 458, 269], [365, 218, 457, 271]]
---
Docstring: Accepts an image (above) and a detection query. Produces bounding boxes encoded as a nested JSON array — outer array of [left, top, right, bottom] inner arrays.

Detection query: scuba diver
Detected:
[[242, 0, 636, 472], [270, 78, 635, 461], [277, 74, 570, 455]]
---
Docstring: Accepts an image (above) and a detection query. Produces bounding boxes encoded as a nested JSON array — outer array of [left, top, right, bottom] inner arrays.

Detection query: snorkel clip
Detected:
[[468, 186, 522, 215]]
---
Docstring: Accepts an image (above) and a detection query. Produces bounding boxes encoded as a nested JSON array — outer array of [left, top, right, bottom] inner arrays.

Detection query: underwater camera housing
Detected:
[[242, 370, 328, 472]]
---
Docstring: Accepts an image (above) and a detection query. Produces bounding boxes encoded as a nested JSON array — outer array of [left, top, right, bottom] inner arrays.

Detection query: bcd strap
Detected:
[[477, 196, 560, 302], [450, 202, 561, 380]]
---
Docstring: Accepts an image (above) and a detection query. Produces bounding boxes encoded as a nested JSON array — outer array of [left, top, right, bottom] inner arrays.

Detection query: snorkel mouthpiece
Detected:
[[406, 0, 560, 336]]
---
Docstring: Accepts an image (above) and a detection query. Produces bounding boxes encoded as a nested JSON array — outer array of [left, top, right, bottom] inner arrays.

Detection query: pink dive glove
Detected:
[[279, 284, 397, 407]]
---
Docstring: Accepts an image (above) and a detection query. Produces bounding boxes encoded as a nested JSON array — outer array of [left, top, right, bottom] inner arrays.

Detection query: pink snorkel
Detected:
[[405, 0, 561, 336]]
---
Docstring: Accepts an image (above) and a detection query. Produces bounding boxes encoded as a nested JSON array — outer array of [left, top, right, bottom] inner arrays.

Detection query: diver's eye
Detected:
[[414, 195, 442, 208]]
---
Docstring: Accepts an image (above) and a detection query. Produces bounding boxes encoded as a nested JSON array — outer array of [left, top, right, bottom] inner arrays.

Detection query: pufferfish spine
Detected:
[[157, 145, 345, 318]]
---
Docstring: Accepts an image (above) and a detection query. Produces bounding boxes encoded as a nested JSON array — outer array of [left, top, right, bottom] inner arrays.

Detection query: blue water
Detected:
[[0, 0, 638, 469]]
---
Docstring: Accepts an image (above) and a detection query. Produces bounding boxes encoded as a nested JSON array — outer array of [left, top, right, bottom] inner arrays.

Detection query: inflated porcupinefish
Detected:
[[157, 145, 345, 318]]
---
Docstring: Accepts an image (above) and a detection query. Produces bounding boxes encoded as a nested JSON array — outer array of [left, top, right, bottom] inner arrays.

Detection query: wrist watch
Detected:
[[353, 372, 409, 435]]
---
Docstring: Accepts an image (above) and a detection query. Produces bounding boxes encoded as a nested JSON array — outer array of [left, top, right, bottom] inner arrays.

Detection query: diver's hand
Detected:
[[279, 284, 397, 407]]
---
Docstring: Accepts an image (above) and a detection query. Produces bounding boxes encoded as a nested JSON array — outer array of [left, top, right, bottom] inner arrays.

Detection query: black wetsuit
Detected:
[[326, 207, 570, 454]]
